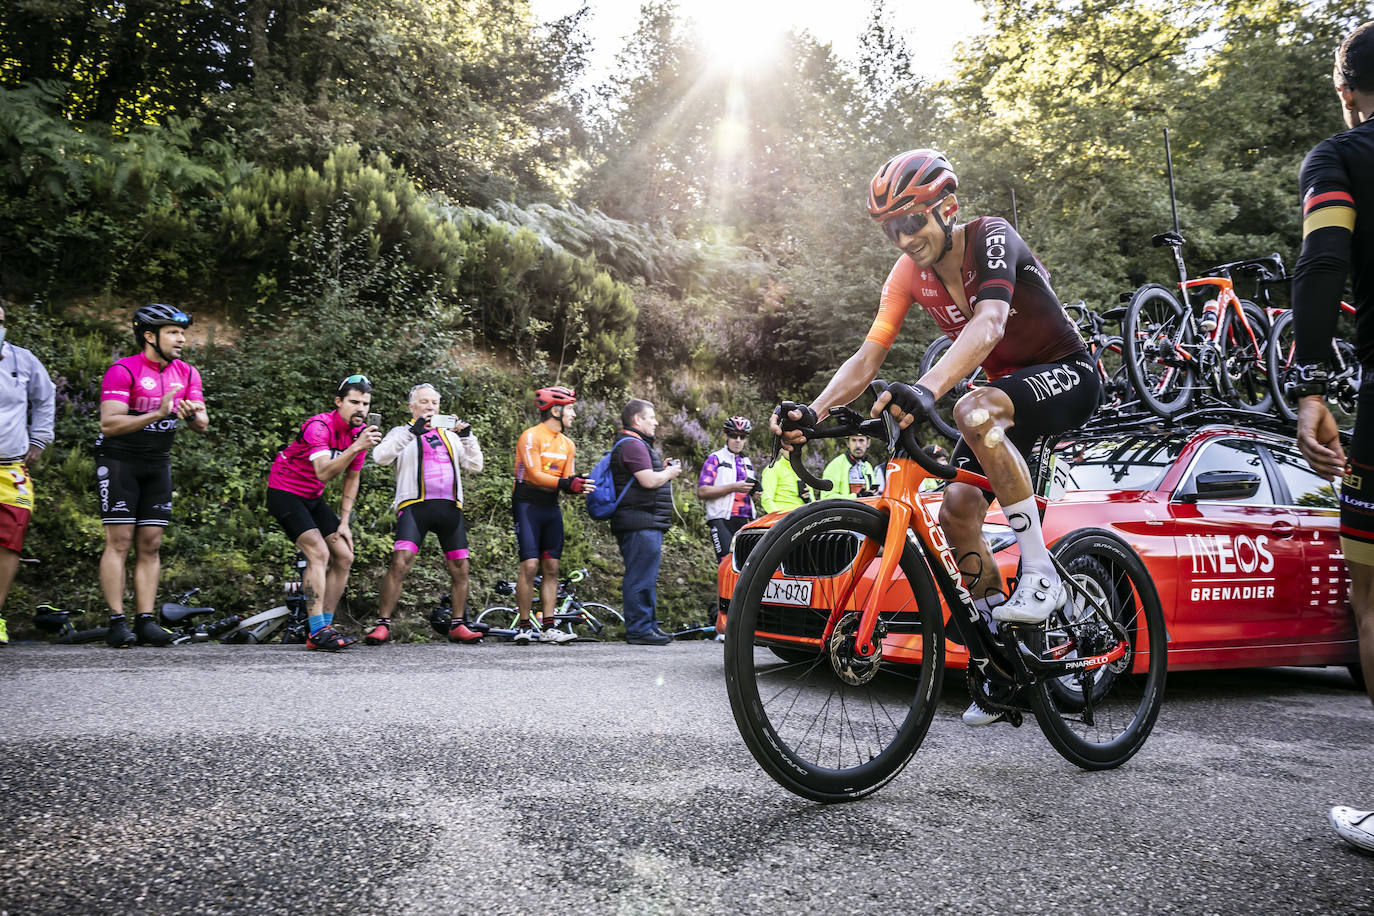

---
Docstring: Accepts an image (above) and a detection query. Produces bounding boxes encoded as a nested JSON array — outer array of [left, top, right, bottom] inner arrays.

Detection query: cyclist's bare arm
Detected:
[[913, 300, 1008, 397], [99, 394, 173, 436]]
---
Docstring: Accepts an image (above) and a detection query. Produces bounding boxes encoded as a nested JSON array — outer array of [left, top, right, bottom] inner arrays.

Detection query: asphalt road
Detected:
[[2, 640, 1372, 915]]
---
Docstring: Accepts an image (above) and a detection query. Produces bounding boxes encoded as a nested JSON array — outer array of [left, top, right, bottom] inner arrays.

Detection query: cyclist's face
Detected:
[[153, 326, 186, 358], [336, 390, 372, 426], [410, 387, 440, 419], [888, 198, 953, 267], [725, 431, 747, 454], [557, 403, 576, 426]]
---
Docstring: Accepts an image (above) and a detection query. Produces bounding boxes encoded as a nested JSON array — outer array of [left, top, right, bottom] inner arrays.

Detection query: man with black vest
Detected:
[[610, 398, 682, 645]]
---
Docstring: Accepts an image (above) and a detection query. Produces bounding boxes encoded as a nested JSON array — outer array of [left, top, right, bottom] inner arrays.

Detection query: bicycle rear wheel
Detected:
[[475, 606, 519, 630], [1123, 284, 1195, 417], [724, 502, 945, 803], [1027, 530, 1167, 770], [1218, 299, 1272, 413]]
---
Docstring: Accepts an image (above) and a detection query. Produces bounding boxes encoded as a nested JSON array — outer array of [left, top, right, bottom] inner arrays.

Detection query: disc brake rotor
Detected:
[[828, 611, 883, 686]]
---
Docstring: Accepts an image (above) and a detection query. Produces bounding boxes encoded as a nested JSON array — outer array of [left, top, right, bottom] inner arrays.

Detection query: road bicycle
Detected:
[[723, 388, 1167, 802], [218, 552, 310, 644], [916, 335, 983, 442], [475, 567, 624, 640], [1266, 299, 1361, 431], [1122, 233, 1280, 418], [1064, 301, 1134, 412], [33, 605, 109, 644], [158, 588, 242, 644]]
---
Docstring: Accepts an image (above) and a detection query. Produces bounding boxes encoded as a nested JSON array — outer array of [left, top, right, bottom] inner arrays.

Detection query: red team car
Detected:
[[718, 419, 1362, 680]]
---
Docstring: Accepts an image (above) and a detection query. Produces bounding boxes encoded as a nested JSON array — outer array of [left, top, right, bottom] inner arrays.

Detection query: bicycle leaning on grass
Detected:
[[723, 389, 1167, 802]]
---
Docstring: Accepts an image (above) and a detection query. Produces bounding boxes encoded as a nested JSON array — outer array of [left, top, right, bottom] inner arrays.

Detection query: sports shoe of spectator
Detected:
[[513, 623, 535, 645], [625, 631, 671, 646], [306, 624, 355, 651], [1330, 806, 1374, 854], [106, 616, 137, 648], [363, 622, 390, 645], [538, 624, 576, 644], [448, 621, 483, 643], [134, 614, 174, 646]]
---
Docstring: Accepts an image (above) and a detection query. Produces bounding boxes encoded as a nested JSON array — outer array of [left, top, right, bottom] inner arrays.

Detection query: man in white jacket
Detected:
[[368, 383, 483, 644]]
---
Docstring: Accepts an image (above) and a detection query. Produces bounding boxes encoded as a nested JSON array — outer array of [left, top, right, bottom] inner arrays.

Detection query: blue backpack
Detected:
[[584, 440, 631, 520]]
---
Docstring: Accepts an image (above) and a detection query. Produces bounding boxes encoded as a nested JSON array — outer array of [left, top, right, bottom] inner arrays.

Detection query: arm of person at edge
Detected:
[[311, 425, 380, 484], [332, 468, 361, 550], [25, 358, 56, 468], [771, 299, 1009, 446]]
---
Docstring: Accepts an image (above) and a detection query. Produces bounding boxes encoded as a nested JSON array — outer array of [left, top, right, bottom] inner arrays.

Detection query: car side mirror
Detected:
[[1179, 469, 1262, 503]]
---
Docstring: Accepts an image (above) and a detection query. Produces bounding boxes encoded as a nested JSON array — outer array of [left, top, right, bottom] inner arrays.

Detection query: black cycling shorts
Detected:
[[951, 354, 1100, 501], [708, 517, 748, 562], [266, 487, 340, 543], [96, 456, 173, 527], [394, 500, 469, 559], [1340, 381, 1374, 566], [513, 499, 563, 561]]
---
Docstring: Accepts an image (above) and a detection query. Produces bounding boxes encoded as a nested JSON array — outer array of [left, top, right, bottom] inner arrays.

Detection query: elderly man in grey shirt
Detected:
[[0, 303, 56, 644]]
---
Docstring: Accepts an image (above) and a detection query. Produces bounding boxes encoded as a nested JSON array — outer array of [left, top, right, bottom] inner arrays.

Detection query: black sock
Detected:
[[108, 613, 126, 624], [377, 617, 391, 625]]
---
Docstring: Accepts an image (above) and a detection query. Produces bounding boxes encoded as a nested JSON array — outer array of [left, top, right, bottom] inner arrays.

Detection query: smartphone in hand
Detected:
[[367, 412, 382, 428], [430, 414, 459, 429]]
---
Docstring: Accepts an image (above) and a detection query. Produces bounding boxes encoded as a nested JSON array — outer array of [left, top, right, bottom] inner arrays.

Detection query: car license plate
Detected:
[[762, 577, 813, 606]]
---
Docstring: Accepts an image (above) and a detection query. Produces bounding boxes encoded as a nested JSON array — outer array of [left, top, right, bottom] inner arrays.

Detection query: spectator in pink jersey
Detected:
[[265, 375, 382, 651], [367, 383, 483, 645], [95, 304, 208, 649]]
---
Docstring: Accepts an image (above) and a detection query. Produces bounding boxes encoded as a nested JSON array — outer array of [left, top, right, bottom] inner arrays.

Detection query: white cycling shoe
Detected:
[[992, 574, 1068, 624], [1329, 806, 1374, 854], [961, 701, 1004, 727]]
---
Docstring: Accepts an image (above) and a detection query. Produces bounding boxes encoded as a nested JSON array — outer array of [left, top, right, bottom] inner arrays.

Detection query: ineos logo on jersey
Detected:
[[1024, 365, 1083, 402], [985, 232, 1008, 270]]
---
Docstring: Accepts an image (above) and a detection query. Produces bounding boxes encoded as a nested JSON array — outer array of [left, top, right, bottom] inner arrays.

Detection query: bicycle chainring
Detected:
[[828, 611, 885, 686]]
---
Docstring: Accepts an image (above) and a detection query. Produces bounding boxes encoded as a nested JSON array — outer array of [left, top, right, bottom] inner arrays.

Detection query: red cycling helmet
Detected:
[[867, 149, 958, 221], [535, 385, 577, 411], [723, 416, 752, 434]]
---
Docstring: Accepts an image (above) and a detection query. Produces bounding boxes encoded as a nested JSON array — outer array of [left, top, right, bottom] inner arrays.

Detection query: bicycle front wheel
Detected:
[[1028, 530, 1167, 770], [475, 606, 518, 629], [1123, 284, 1195, 417], [565, 602, 624, 639], [1218, 299, 1272, 413], [724, 502, 945, 803]]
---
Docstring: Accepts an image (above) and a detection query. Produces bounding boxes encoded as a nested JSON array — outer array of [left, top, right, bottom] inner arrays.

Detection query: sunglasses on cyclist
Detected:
[[338, 373, 372, 393], [726, 432, 747, 440], [881, 201, 944, 243]]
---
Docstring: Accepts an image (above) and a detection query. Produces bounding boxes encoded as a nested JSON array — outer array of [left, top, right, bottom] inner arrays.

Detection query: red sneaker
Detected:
[[306, 624, 354, 651], [363, 622, 390, 645], [448, 621, 483, 643]]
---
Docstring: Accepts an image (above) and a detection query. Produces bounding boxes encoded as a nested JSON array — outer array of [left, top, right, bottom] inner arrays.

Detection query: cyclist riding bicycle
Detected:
[[772, 148, 1099, 726], [95, 304, 210, 648], [511, 385, 595, 645]]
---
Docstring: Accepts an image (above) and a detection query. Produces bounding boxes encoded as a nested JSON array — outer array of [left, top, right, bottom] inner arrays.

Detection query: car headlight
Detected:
[[982, 523, 1016, 553]]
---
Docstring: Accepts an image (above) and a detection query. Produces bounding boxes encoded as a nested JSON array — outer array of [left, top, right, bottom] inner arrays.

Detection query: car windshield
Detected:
[[1046, 434, 1190, 492]]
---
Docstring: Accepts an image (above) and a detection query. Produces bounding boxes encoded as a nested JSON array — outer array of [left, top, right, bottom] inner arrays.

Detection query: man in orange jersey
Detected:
[[511, 385, 595, 645]]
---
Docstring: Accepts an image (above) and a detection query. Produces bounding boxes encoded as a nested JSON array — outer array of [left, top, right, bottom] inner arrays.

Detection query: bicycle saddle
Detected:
[[1101, 306, 1126, 321], [160, 603, 216, 623]]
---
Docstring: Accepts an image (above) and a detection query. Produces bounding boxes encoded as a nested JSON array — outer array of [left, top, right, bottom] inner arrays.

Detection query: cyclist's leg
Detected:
[[513, 500, 542, 626], [1338, 410, 1374, 704], [537, 505, 564, 626], [131, 525, 164, 615], [97, 456, 141, 616], [378, 505, 423, 618], [0, 464, 32, 620], [437, 507, 471, 620], [1348, 562, 1374, 703]]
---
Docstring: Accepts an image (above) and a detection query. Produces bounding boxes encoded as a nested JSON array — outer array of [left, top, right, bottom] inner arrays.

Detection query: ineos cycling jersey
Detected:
[[1294, 118, 1374, 368], [267, 410, 365, 499], [93, 353, 204, 460], [867, 217, 1084, 380]]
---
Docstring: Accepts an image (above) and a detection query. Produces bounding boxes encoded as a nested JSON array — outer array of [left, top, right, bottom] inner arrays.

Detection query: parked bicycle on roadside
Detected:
[[476, 568, 623, 642]]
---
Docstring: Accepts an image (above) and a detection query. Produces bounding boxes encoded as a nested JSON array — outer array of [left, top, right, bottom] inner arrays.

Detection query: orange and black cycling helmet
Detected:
[[535, 385, 577, 411], [867, 149, 958, 221]]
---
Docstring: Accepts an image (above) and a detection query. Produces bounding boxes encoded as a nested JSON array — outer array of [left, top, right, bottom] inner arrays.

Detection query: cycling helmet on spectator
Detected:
[[132, 304, 192, 360], [535, 385, 577, 412], [723, 416, 752, 434], [867, 149, 958, 221]]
